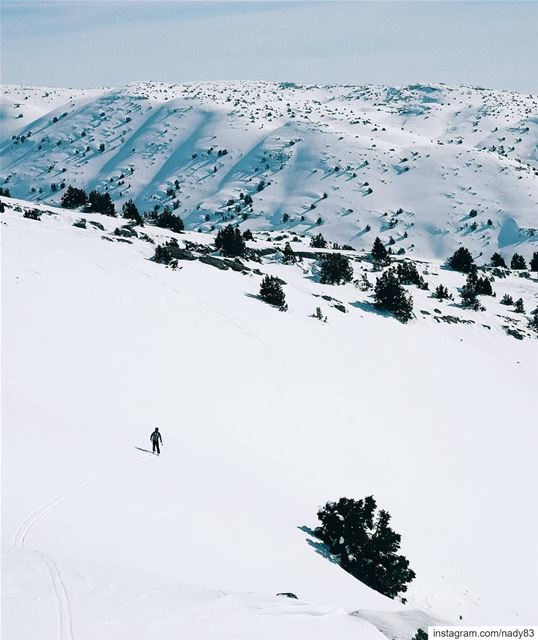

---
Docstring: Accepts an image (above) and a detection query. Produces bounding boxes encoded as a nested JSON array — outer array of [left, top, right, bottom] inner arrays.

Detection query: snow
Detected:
[[2, 184, 537, 633], [1, 81, 537, 262]]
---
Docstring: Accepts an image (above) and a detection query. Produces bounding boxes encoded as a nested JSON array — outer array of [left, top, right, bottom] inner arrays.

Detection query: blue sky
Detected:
[[1, 1, 537, 91]]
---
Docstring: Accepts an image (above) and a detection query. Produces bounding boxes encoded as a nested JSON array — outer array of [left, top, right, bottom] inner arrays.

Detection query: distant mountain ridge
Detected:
[[1, 81, 537, 260]]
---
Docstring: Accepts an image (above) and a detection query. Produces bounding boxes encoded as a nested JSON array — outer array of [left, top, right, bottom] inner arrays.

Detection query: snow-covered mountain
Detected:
[[2, 196, 537, 639], [1, 81, 537, 263]]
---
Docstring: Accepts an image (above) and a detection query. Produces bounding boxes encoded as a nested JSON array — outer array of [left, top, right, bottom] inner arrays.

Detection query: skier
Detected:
[[150, 428, 162, 455]]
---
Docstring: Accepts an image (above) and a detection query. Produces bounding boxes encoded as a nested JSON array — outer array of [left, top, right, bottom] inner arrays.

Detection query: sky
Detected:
[[1, 1, 537, 92]]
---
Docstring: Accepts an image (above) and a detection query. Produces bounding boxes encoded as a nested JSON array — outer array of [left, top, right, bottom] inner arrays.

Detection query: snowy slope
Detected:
[[2, 197, 537, 639], [1, 81, 537, 262]]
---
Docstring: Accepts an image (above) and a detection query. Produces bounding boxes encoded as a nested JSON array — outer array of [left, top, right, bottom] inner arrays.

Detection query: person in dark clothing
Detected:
[[150, 428, 162, 455]]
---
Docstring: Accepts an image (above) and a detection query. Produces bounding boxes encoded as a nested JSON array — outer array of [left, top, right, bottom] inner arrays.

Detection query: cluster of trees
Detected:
[[315, 496, 416, 599], [450, 247, 537, 273], [60, 185, 116, 216], [460, 266, 494, 310], [150, 206, 184, 233], [320, 253, 353, 285], [215, 224, 247, 257], [0, 187, 11, 197]]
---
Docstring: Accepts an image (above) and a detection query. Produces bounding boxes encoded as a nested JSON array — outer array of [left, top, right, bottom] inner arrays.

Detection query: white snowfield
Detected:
[[1, 81, 537, 262], [1, 198, 537, 639]]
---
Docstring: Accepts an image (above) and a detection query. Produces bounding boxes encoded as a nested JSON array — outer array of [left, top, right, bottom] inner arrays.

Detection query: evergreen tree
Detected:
[[215, 224, 246, 257], [243, 229, 253, 241], [514, 298, 525, 313], [61, 185, 87, 209], [371, 237, 388, 262], [500, 294, 513, 305], [122, 199, 143, 225], [448, 247, 474, 273], [511, 253, 527, 270], [396, 261, 427, 288], [315, 496, 416, 599], [374, 269, 413, 322], [282, 242, 296, 265], [460, 269, 480, 310], [0, 186, 11, 197], [413, 630, 428, 640], [87, 190, 116, 216], [530, 252, 538, 272], [432, 284, 452, 300], [490, 252, 506, 268], [310, 233, 327, 249], [259, 275, 286, 308], [320, 253, 353, 285], [155, 206, 184, 233]]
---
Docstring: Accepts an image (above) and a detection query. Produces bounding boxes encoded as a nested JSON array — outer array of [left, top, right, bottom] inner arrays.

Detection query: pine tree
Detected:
[[490, 252, 506, 268], [215, 225, 246, 257], [432, 284, 452, 300], [371, 237, 388, 262], [448, 247, 474, 273], [500, 294, 513, 305], [243, 229, 253, 241], [310, 233, 327, 249], [514, 298, 525, 313], [396, 261, 427, 288], [315, 496, 416, 599], [530, 252, 538, 272], [460, 269, 480, 310], [259, 275, 286, 308], [87, 190, 116, 216], [155, 206, 184, 233], [61, 185, 87, 209], [0, 186, 11, 197], [510, 253, 527, 270], [320, 253, 353, 285], [122, 199, 143, 225], [282, 242, 296, 265], [374, 269, 413, 322]]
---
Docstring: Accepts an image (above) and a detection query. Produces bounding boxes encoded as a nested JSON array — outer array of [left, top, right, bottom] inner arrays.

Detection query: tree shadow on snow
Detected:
[[350, 300, 393, 320], [297, 525, 340, 565]]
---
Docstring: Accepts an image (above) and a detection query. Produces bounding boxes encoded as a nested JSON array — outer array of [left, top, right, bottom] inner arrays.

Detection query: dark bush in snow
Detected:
[[448, 247, 474, 273], [320, 253, 353, 285], [413, 630, 428, 640], [122, 199, 143, 225], [510, 253, 527, 270], [87, 190, 116, 216], [61, 185, 87, 209], [396, 261, 428, 289], [282, 242, 296, 265], [374, 269, 413, 322], [315, 496, 416, 599], [371, 237, 388, 262], [0, 187, 11, 197], [514, 298, 525, 313], [490, 252, 506, 268], [530, 252, 538, 272], [73, 218, 87, 229], [23, 209, 41, 221], [243, 229, 253, 241], [432, 284, 452, 300], [310, 233, 327, 249], [259, 275, 286, 309], [215, 224, 246, 257], [500, 294, 513, 305], [155, 206, 184, 233]]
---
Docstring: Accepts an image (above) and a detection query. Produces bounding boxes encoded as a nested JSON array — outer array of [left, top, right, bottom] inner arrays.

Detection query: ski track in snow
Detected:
[[13, 453, 150, 640]]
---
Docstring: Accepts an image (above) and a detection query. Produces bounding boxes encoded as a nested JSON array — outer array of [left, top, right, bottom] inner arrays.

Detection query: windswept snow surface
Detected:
[[1, 197, 537, 639], [1, 81, 537, 262]]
